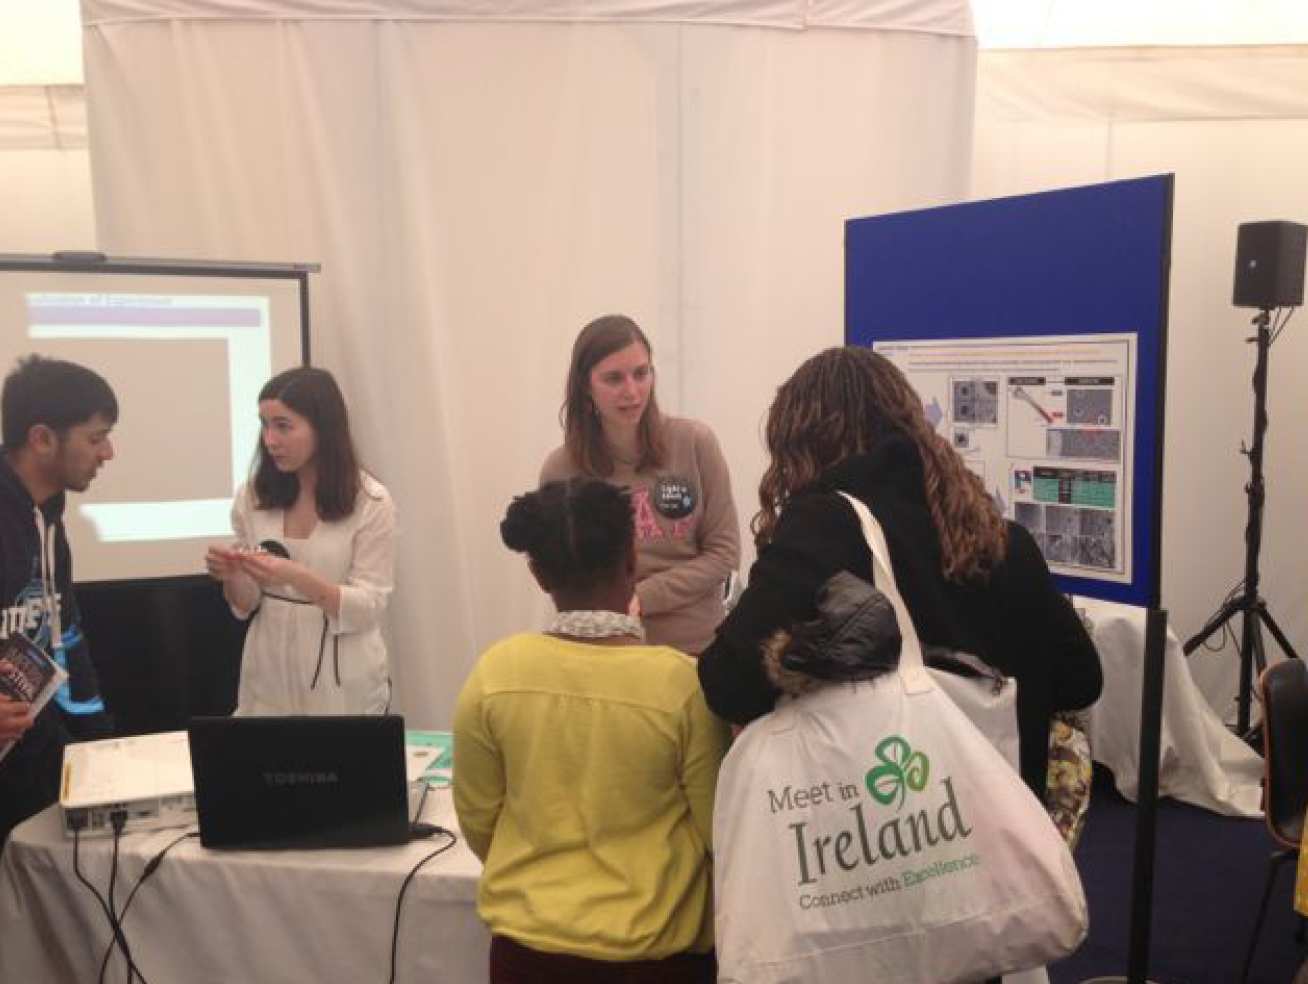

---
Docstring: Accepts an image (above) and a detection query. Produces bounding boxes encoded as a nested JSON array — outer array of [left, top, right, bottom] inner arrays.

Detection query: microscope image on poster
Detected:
[[875, 333, 1134, 584]]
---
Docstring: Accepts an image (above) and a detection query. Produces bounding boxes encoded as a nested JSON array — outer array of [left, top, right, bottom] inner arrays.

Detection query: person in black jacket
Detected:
[[0, 355, 117, 846], [698, 346, 1102, 798]]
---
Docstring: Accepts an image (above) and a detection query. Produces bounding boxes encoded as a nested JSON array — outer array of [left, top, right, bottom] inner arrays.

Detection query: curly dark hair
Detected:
[[252, 367, 362, 522], [501, 478, 634, 593], [560, 314, 666, 476], [755, 346, 1006, 583]]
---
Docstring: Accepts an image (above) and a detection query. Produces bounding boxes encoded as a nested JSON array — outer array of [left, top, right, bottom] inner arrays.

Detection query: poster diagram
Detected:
[[874, 334, 1135, 583]]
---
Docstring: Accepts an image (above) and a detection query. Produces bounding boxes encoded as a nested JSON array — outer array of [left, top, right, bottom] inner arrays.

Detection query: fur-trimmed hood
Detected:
[[762, 571, 901, 696]]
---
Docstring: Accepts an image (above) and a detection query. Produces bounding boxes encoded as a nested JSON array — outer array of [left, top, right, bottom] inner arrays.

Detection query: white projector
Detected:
[[61, 730, 197, 837]]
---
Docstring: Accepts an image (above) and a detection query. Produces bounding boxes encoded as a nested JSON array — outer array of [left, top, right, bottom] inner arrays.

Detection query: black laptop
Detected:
[[187, 715, 410, 849]]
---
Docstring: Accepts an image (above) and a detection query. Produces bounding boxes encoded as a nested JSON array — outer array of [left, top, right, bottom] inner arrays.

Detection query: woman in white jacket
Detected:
[[205, 367, 395, 715]]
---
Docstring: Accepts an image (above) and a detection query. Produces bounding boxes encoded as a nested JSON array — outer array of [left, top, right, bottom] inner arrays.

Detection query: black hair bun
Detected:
[[501, 479, 634, 592], [500, 491, 546, 553]]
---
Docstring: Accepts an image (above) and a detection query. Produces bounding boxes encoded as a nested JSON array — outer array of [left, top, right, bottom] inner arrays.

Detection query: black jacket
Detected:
[[0, 455, 109, 840], [698, 433, 1103, 795]]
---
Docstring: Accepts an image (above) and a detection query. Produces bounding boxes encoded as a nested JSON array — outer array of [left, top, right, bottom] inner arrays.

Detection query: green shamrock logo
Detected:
[[865, 736, 930, 810]]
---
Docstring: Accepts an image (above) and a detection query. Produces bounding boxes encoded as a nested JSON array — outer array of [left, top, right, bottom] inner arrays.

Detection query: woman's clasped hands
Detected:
[[205, 544, 299, 588]]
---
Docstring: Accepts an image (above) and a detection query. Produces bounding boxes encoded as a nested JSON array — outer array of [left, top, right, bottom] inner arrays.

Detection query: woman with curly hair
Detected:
[[697, 346, 1102, 797]]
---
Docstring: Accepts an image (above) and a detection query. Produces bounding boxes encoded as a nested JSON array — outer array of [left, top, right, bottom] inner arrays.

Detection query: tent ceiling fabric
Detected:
[[979, 44, 1308, 122], [972, 0, 1308, 49], [80, 0, 973, 36], [0, 85, 87, 150], [4, 0, 1307, 87], [0, 1, 82, 86]]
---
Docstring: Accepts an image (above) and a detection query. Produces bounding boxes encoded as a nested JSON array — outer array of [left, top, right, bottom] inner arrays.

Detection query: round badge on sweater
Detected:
[[653, 475, 697, 519]]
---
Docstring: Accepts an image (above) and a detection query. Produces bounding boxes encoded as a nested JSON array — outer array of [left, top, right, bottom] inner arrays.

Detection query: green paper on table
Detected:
[[405, 730, 453, 787]]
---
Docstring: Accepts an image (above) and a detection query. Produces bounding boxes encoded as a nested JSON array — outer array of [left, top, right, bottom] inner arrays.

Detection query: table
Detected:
[[1076, 597, 1264, 818], [0, 786, 489, 983], [1, 800, 1063, 984]]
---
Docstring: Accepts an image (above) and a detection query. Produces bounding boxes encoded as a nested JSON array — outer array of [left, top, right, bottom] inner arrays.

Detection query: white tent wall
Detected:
[[80, 4, 975, 728], [973, 45, 1308, 723]]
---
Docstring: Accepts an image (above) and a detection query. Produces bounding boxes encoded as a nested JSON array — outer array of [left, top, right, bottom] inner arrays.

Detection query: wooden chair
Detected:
[[1240, 658, 1308, 982]]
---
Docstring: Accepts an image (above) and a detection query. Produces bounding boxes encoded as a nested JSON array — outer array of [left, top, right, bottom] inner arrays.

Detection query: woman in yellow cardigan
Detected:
[[453, 478, 730, 983]]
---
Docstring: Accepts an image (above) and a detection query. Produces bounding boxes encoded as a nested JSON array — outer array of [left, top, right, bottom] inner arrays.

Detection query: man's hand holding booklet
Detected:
[[0, 633, 67, 762]]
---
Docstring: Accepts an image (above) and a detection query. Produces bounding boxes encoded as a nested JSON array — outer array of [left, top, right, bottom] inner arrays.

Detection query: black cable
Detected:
[[411, 780, 431, 826], [1270, 306, 1295, 345], [309, 615, 330, 689], [388, 829, 457, 984], [1197, 579, 1243, 653], [109, 811, 148, 984], [98, 831, 199, 984], [108, 819, 122, 947], [72, 821, 149, 984], [108, 819, 124, 982], [1192, 576, 1263, 727]]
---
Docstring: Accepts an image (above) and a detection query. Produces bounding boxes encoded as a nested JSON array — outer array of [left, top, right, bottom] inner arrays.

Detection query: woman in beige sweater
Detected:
[[540, 314, 739, 654]]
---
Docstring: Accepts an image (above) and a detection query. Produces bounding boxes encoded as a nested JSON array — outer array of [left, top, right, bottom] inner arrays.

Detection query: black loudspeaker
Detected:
[[1233, 220, 1307, 308]]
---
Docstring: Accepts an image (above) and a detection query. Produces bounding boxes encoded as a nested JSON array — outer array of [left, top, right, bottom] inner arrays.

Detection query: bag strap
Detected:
[[836, 491, 934, 695]]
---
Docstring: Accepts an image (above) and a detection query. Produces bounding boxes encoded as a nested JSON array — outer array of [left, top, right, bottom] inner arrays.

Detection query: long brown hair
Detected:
[[560, 314, 666, 476], [252, 366, 362, 522], [755, 346, 1006, 582]]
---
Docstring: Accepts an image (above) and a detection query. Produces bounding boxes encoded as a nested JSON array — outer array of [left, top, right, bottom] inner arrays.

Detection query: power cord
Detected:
[[71, 812, 149, 984], [1269, 306, 1295, 345], [388, 828, 458, 984], [108, 810, 149, 984], [1194, 576, 1247, 654], [411, 780, 431, 826], [108, 814, 123, 952], [97, 830, 199, 984]]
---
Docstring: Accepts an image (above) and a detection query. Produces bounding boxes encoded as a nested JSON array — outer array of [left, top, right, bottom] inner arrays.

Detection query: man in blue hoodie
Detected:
[[0, 355, 117, 846]]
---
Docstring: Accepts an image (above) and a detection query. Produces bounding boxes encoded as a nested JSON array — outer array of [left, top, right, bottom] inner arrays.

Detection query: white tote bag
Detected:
[[713, 495, 1087, 984], [924, 648, 1020, 771], [854, 488, 1020, 774]]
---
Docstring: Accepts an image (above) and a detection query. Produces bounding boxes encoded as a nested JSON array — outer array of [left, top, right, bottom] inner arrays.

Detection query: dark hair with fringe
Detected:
[[755, 346, 1006, 583], [501, 478, 634, 593], [560, 314, 665, 476], [2, 355, 118, 451], [252, 367, 362, 522]]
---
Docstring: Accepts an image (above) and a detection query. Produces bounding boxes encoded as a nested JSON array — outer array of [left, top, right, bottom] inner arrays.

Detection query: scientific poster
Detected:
[[874, 333, 1135, 583]]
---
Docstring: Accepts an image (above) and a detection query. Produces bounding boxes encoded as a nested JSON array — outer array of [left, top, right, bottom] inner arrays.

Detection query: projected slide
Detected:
[[0, 264, 306, 583], [875, 333, 1136, 584], [29, 292, 271, 543]]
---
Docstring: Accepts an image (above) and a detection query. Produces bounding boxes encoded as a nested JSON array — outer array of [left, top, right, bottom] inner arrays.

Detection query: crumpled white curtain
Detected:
[[974, 45, 1308, 723], [83, 3, 975, 727]]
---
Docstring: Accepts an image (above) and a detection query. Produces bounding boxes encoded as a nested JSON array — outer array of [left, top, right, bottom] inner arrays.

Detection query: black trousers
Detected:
[[0, 708, 110, 851], [490, 935, 715, 984], [0, 726, 63, 850]]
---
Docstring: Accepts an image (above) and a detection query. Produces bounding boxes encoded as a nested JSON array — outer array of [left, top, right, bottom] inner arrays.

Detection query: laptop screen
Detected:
[[187, 715, 410, 849]]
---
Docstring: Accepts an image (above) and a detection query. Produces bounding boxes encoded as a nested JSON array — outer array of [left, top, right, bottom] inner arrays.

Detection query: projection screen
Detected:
[[0, 255, 312, 584]]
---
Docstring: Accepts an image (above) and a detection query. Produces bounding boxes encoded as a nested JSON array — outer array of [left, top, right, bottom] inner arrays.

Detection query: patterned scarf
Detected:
[[547, 609, 646, 642]]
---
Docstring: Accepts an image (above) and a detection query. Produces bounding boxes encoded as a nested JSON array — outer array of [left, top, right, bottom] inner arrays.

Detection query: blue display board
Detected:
[[845, 175, 1171, 607]]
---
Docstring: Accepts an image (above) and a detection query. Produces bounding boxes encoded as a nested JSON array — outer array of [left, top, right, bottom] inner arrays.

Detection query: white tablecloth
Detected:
[[1076, 597, 1264, 818], [0, 787, 489, 984]]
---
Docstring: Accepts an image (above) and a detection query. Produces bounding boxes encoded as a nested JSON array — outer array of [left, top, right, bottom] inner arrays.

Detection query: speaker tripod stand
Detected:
[[1183, 307, 1300, 736]]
